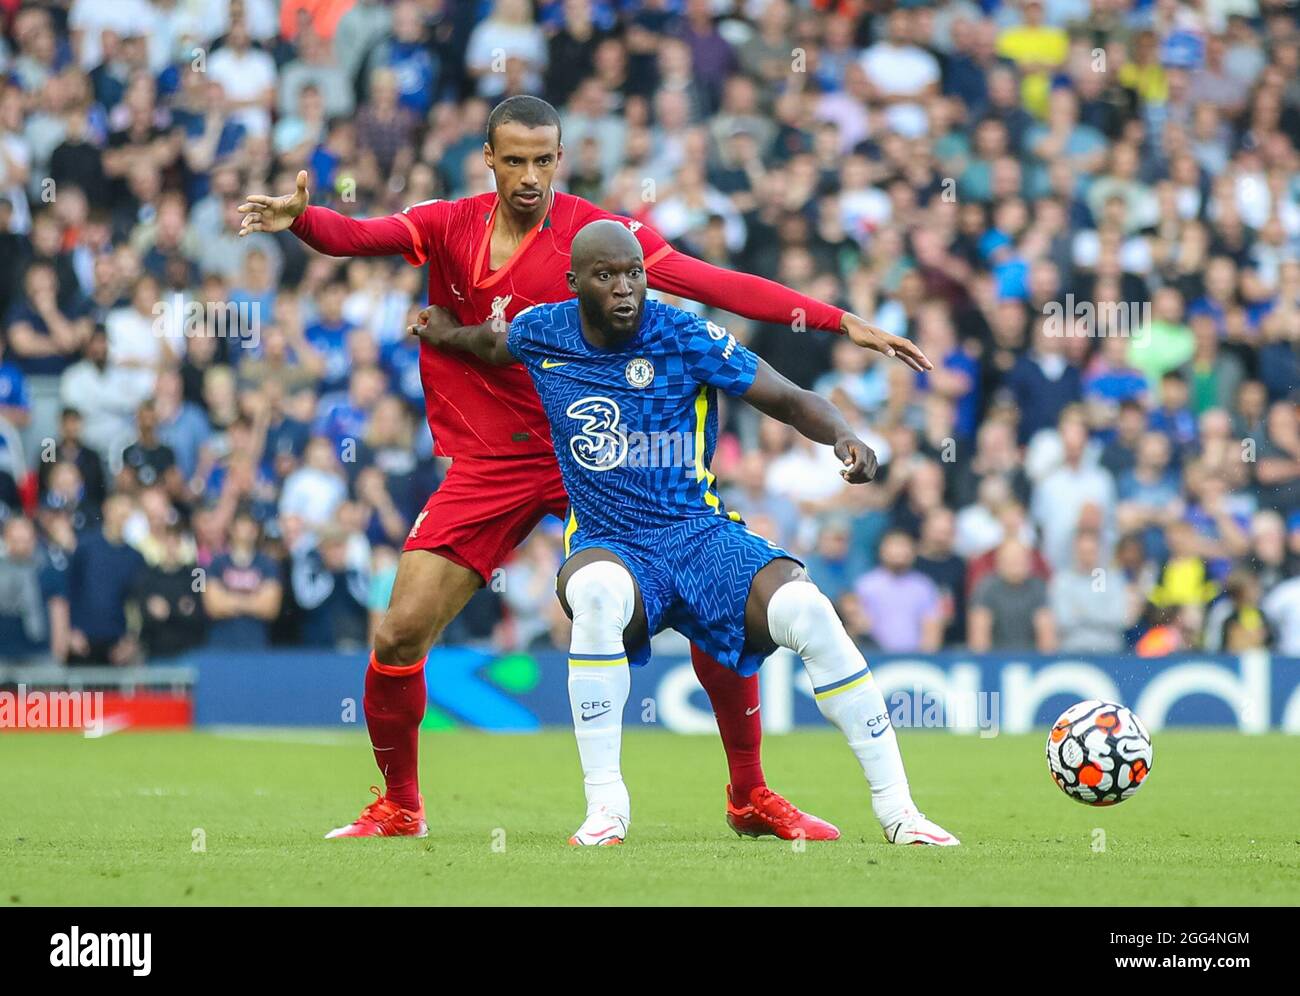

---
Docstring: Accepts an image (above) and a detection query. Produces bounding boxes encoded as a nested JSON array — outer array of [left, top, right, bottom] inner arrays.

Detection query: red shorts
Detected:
[[403, 454, 569, 583]]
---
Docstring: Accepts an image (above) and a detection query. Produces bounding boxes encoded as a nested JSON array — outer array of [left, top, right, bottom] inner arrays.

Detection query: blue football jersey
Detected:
[[507, 298, 758, 543]]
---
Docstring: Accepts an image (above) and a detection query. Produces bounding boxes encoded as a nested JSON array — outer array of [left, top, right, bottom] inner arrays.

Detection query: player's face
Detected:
[[484, 123, 562, 216], [569, 252, 646, 340]]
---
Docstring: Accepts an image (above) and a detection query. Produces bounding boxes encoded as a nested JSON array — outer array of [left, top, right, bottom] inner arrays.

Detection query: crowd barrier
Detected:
[[176, 648, 1300, 734], [5, 650, 1297, 734]]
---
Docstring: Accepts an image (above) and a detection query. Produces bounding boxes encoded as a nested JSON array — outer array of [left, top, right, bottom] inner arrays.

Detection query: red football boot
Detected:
[[324, 787, 428, 839], [725, 785, 840, 841]]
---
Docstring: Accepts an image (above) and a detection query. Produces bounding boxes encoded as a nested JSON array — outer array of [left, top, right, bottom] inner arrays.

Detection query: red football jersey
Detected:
[[401, 191, 675, 458], [290, 190, 845, 459]]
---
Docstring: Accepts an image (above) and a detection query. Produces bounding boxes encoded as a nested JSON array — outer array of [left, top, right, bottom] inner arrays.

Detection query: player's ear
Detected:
[[483, 141, 493, 169], [566, 270, 577, 294], [555, 143, 564, 165]]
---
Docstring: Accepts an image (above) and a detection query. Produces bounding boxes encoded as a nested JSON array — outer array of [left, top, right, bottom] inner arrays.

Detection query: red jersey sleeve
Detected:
[[646, 249, 845, 333], [289, 200, 451, 266], [579, 206, 845, 333]]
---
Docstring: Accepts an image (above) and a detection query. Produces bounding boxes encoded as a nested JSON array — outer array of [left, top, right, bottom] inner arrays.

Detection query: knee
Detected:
[[767, 580, 840, 651], [566, 561, 635, 631], [374, 607, 437, 667]]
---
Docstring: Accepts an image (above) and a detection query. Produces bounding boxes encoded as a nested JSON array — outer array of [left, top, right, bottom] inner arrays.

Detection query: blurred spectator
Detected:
[[280, 436, 348, 531], [1147, 369, 1198, 458], [1256, 400, 1300, 517], [291, 524, 368, 649], [206, 18, 277, 138], [0, 332, 30, 434], [1117, 431, 1181, 559], [1263, 572, 1300, 658], [915, 507, 966, 647], [498, 528, 564, 650], [1149, 520, 1218, 613], [801, 516, 857, 605], [66, 494, 144, 665], [7, 261, 94, 458], [965, 498, 1051, 595], [842, 530, 944, 653], [61, 326, 151, 461], [466, 0, 546, 100], [154, 369, 210, 482], [861, 8, 940, 138], [1005, 319, 1082, 444], [969, 539, 1056, 652], [1049, 529, 1129, 652], [130, 521, 206, 660], [0, 515, 68, 664], [1031, 408, 1116, 569], [1202, 567, 1272, 652], [119, 400, 184, 498], [204, 512, 282, 650]]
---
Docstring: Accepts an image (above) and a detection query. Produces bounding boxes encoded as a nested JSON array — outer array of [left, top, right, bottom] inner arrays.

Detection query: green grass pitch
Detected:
[[2, 729, 1298, 906]]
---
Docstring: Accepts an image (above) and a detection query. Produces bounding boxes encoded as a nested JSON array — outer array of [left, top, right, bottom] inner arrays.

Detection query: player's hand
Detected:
[[237, 169, 310, 236], [408, 305, 458, 346], [840, 313, 932, 372], [835, 436, 878, 484]]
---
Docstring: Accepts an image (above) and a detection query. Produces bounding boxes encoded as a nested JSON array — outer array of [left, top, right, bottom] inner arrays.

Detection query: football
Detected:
[[1046, 700, 1154, 806]]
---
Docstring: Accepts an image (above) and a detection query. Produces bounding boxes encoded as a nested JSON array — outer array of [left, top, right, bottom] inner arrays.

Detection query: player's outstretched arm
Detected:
[[408, 306, 513, 366], [742, 359, 878, 484], [647, 250, 932, 372], [238, 169, 421, 257]]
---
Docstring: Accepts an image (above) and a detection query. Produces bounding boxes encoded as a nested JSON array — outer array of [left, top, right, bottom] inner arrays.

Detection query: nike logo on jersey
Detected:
[[745, 705, 760, 716], [541, 358, 569, 369]]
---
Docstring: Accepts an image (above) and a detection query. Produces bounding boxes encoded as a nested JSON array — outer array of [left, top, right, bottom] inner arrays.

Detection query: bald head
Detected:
[[567, 220, 647, 343], [570, 219, 644, 271]]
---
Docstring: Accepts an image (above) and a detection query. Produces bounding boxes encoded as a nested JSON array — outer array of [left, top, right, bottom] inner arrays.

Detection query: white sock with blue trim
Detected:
[[766, 581, 914, 828], [565, 561, 634, 819]]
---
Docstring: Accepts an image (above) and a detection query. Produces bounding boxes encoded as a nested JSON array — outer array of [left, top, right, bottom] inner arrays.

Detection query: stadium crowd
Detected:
[[0, 0, 1299, 667]]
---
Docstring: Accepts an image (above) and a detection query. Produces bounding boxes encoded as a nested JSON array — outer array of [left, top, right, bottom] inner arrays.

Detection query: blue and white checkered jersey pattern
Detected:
[[507, 298, 758, 544]]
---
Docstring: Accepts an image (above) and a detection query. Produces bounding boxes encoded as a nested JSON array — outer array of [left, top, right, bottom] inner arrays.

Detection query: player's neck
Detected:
[[494, 192, 550, 241], [578, 315, 634, 352]]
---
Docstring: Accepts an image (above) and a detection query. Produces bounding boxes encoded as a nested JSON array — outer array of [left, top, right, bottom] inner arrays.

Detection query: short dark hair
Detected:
[[487, 95, 562, 148]]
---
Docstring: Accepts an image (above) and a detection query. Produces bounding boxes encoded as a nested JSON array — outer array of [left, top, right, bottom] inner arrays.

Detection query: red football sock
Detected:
[[363, 651, 427, 811], [690, 645, 766, 806]]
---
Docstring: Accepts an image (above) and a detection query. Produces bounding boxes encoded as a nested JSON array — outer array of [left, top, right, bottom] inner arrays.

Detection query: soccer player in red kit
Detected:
[[238, 96, 930, 842]]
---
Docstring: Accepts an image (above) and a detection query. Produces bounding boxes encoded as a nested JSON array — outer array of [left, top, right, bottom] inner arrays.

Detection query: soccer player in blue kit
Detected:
[[414, 220, 958, 848]]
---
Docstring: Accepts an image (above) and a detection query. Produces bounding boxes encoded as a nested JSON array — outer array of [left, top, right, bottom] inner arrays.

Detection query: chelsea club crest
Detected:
[[625, 357, 655, 388]]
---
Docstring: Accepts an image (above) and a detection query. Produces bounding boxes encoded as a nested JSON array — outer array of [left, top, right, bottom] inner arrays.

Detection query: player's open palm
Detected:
[[238, 169, 309, 236]]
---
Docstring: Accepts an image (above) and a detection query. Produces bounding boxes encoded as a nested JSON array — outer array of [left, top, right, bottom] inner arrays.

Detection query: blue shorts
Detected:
[[563, 515, 798, 676]]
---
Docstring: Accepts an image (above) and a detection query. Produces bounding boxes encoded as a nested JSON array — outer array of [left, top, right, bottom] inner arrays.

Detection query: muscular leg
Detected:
[[364, 549, 482, 810], [745, 562, 918, 830], [557, 549, 644, 832]]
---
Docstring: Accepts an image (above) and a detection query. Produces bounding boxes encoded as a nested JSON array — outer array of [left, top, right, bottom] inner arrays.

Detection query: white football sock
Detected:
[[766, 580, 915, 828], [564, 560, 634, 819]]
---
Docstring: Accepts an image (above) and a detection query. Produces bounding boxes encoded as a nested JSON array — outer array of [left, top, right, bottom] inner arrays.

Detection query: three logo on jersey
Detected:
[[556, 357, 658, 472], [566, 397, 626, 471]]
